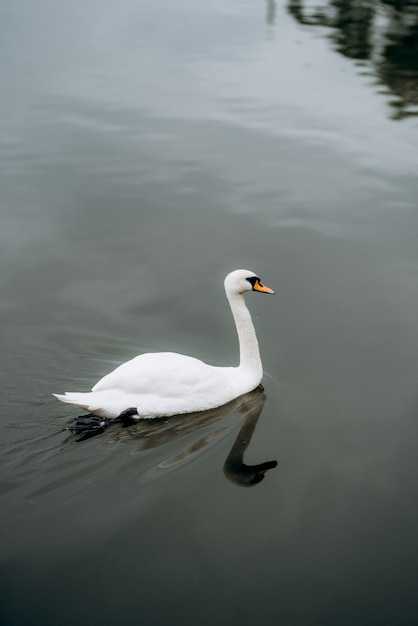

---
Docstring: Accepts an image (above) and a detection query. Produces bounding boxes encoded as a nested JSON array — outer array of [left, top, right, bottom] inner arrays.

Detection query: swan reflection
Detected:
[[223, 390, 278, 487], [70, 387, 277, 487]]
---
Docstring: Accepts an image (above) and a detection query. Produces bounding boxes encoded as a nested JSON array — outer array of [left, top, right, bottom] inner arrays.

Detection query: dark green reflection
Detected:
[[287, 0, 418, 119]]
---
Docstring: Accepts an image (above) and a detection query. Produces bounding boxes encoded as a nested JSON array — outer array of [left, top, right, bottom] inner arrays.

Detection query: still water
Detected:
[[1, 0, 418, 624]]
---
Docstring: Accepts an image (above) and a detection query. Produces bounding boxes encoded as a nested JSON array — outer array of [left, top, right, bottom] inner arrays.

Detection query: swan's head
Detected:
[[224, 269, 275, 296]]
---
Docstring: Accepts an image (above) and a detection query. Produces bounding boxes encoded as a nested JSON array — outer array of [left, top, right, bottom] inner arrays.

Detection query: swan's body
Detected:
[[54, 269, 274, 420]]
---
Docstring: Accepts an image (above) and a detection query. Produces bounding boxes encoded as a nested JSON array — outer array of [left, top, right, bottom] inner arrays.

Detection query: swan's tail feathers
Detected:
[[53, 392, 91, 412], [54, 392, 108, 438], [54, 391, 140, 438]]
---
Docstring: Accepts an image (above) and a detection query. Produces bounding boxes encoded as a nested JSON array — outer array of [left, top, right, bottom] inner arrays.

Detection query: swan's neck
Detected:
[[227, 292, 262, 376]]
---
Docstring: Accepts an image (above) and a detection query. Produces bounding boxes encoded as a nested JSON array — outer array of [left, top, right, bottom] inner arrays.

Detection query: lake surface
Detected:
[[1, 1, 418, 624]]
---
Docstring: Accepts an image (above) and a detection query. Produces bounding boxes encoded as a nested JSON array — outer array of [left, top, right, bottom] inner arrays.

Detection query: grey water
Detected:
[[1, 0, 418, 624]]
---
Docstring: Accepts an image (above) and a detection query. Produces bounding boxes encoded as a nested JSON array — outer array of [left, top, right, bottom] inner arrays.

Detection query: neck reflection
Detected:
[[223, 390, 277, 487]]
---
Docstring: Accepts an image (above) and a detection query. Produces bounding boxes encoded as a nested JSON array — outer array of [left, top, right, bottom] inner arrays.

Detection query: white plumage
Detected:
[[54, 269, 274, 419]]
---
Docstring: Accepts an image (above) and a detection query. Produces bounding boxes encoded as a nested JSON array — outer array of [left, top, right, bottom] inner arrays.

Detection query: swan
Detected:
[[54, 269, 274, 420]]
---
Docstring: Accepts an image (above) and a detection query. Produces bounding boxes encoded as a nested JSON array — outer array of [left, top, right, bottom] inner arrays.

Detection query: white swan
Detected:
[[54, 269, 274, 420]]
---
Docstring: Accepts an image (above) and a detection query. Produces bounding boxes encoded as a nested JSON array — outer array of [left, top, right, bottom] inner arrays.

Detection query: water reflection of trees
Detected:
[[287, 0, 418, 119]]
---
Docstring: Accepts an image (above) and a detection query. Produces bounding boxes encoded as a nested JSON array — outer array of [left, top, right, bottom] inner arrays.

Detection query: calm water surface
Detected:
[[1, 1, 418, 625]]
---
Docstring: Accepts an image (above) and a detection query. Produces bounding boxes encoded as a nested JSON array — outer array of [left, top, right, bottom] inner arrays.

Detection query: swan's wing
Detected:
[[91, 352, 222, 396]]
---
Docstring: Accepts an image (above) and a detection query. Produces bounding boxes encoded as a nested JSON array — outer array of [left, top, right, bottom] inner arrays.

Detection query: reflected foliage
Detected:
[[287, 0, 418, 119]]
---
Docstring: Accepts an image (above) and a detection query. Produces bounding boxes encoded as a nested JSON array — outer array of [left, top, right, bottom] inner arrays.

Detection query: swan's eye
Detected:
[[246, 276, 260, 289]]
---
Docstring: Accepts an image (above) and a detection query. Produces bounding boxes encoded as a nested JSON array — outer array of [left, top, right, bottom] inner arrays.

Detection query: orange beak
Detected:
[[253, 279, 275, 294]]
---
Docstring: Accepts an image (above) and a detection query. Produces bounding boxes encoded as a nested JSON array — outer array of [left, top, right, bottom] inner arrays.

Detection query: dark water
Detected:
[[1, 1, 418, 624]]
